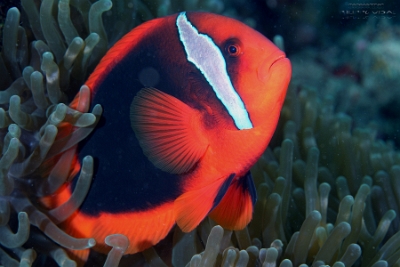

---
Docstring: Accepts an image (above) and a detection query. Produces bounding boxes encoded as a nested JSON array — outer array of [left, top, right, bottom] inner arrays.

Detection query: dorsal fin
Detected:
[[85, 17, 168, 91], [130, 88, 208, 174]]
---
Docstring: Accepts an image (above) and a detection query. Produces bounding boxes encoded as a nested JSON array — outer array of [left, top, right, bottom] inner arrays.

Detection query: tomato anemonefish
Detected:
[[55, 11, 291, 256]]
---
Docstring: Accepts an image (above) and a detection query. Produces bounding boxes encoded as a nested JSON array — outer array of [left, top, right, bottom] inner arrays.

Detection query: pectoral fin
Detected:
[[130, 88, 208, 174]]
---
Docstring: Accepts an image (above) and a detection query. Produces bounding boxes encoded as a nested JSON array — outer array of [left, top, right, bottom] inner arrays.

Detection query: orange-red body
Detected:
[[52, 11, 291, 256]]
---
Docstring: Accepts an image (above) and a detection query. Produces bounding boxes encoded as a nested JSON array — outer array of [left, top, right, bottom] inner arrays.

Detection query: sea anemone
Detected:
[[1, 0, 400, 266], [144, 84, 400, 267], [0, 0, 232, 265]]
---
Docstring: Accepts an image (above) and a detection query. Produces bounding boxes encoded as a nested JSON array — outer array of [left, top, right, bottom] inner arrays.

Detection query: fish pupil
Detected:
[[228, 45, 237, 54]]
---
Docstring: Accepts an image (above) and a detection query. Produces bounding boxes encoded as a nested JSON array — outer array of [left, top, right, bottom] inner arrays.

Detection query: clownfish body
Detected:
[[56, 12, 291, 255]]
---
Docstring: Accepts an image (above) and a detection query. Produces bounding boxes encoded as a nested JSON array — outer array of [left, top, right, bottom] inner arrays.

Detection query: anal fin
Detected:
[[174, 175, 234, 233], [209, 171, 257, 230]]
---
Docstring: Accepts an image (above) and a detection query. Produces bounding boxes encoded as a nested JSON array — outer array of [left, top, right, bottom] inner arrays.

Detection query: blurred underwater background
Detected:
[[0, 0, 400, 266]]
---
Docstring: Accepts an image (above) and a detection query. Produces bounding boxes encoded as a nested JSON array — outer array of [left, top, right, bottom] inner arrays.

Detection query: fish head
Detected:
[[183, 12, 292, 132]]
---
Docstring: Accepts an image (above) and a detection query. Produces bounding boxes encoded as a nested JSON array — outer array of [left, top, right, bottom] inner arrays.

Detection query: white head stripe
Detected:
[[176, 12, 253, 130]]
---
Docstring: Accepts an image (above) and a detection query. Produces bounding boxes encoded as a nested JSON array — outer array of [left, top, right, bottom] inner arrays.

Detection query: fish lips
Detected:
[[257, 54, 290, 83], [257, 54, 292, 111]]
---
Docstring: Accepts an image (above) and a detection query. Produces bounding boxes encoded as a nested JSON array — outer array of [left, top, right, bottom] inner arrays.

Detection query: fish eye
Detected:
[[228, 45, 238, 54], [225, 39, 242, 57]]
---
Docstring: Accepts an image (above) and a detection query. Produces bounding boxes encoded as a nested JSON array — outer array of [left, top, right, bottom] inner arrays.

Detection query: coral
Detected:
[[1, 0, 400, 266]]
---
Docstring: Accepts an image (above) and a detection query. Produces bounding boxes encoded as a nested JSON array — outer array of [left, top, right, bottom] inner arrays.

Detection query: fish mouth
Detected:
[[269, 55, 287, 70], [257, 54, 287, 82]]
